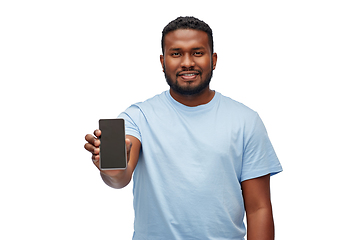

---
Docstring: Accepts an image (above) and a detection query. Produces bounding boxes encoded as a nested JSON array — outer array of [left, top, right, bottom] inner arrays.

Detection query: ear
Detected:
[[160, 55, 164, 72], [212, 53, 218, 70]]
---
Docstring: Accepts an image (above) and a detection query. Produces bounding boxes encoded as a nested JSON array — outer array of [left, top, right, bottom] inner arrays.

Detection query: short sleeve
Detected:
[[240, 113, 282, 182], [118, 105, 142, 143]]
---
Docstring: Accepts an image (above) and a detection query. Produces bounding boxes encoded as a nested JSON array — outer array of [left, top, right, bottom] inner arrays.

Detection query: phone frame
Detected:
[[99, 118, 127, 170]]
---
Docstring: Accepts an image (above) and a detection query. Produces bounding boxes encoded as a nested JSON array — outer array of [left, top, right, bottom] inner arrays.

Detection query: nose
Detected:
[[181, 53, 195, 69]]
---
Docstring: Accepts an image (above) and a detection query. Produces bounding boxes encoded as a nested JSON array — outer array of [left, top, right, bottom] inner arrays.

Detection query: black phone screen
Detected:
[[99, 118, 127, 170]]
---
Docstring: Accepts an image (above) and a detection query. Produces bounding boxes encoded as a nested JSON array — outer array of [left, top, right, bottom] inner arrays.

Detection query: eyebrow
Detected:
[[169, 48, 181, 51], [192, 47, 206, 51], [169, 47, 206, 51]]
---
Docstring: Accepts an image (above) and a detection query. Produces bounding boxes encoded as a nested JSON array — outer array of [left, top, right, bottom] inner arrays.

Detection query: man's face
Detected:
[[160, 29, 217, 96]]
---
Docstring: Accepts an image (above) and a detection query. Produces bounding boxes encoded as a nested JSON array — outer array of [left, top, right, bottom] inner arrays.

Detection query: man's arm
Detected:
[[241, 174, 274, 240]]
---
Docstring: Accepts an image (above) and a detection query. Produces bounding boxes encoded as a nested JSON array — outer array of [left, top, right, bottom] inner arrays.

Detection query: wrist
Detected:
[[100, 169, 130, 189]]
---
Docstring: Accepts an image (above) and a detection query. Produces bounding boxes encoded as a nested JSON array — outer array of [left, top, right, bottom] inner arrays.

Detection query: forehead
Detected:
[[163, 29, 210, 51]]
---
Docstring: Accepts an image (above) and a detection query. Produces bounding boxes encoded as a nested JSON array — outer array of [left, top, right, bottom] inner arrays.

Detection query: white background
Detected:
[[1, 0, 359, 239]]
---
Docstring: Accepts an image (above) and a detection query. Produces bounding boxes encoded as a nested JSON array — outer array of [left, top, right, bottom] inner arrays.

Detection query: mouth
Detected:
[[177, 71, 200, 81]]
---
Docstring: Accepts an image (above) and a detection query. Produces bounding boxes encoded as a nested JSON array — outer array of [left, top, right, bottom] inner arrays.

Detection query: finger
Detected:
[[125, 138, 132, 153], [92, 155, 100, 170], [85, 133, 101, 147], [125, 138, 132, 161], [93, 138, 100, 147], [84, 142, 96, 154], [92, 154, 100, 162], [94, 129, 102, 138], [84, 143, 100, 156], [93, 146, 100, 154], [85, 134, 96, 144]]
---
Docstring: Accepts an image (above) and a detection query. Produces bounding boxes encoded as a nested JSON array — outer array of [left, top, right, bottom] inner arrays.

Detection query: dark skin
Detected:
[[84, 28, 275, 240], [160, 29, 217, 107], [242, 174, 274, 240]]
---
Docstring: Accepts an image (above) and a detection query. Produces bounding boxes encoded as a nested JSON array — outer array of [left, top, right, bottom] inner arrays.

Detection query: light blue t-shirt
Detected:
[[119, 90, 282, 240]]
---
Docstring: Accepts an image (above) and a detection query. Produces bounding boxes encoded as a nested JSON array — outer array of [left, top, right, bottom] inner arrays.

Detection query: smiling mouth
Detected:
[[177, 71, 200, 81]]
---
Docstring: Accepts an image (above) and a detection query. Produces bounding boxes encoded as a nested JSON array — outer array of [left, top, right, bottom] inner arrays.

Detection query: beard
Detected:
[[164, 65, 213, 96]]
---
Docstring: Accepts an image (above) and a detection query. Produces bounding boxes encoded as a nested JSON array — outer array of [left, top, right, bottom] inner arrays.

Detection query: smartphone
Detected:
[[99, 118, 127, 170]]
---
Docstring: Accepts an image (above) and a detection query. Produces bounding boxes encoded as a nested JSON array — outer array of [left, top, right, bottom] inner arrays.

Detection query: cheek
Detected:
[[164, 59, 180, 74], [196, 58, 212, 71]]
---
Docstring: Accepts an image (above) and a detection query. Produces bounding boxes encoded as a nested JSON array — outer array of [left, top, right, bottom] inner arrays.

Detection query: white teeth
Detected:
[[183, 73, 195, 76]]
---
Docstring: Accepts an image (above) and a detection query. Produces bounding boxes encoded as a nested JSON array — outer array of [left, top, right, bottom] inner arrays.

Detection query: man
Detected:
[[85, 16, 282, 240]]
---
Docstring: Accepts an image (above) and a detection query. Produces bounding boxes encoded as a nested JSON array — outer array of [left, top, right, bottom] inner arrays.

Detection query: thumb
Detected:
[[125, 138, 132, 161]]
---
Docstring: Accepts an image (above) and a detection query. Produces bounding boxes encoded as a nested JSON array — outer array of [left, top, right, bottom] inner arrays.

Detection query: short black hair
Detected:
[[161, 16, 214, 54]]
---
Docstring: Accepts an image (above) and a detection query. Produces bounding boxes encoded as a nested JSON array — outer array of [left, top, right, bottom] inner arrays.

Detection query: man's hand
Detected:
[[84, 129, 132, 178]]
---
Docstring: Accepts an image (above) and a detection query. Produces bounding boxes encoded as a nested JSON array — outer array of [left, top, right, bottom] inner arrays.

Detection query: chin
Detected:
[[165, 72, 213, 96]]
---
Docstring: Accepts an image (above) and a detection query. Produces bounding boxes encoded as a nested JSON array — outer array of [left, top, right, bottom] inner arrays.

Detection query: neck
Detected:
[[169, 87, 215, 107]]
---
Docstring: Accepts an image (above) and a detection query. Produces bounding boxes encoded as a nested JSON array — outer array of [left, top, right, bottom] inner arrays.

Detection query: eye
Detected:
[[194, 52, 203, 56], [171, 52, 181, 57]]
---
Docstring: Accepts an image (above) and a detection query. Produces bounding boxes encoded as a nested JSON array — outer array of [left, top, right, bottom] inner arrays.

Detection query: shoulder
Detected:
[[217, 92, 258, 119], [119, 91, 173, 125], [123, 91, 168, 113]]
